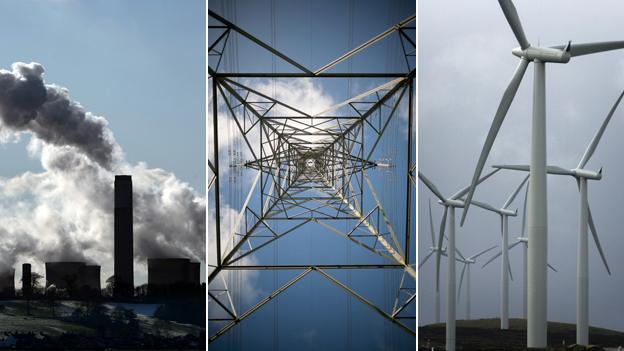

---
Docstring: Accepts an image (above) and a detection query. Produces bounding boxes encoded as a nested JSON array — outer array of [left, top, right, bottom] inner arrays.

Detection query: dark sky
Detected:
[[418, 0, 624, 332]]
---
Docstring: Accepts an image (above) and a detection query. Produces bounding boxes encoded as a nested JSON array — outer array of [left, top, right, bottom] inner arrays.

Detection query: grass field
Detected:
[[0, 300, 203, 337], [419, 318, 624, 350]]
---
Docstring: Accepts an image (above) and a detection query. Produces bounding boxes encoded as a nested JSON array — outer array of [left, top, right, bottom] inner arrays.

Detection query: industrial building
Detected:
[[0, 269, 14, 298], [22, 263, 31, 297], [45, 262, 101, 297], [114, 175, 134, 298], [147, 258, 201, 297]]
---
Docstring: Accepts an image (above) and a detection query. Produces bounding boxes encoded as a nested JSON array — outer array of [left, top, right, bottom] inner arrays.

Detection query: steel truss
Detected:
[[208, 8, 416, 344]]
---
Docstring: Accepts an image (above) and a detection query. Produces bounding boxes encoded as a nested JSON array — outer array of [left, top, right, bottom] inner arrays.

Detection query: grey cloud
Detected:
[[0, 62, 118, 169]]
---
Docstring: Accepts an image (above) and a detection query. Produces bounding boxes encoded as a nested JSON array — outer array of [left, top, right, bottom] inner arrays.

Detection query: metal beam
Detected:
[[221, 264, 404, 270], [208, 10, 313, 75], [208, 268, 313, 343], [315, 268, 415, 336], [314, 14, 416, 75], [212, 77, 222, 268], [405, 78, 414, 264], [210, 72, 409, 78]]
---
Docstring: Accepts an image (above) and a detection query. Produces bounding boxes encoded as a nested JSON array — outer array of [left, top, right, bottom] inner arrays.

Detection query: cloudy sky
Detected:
[[208, 0, 414, 350], [418, 0, 624, 332], [0, 0, 205, 286]]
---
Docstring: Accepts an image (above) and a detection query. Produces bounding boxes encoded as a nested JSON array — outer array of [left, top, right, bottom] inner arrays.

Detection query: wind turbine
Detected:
[[419, 199, 447, 324], [456, 245, 497, 320], [490, 88, 624, 345], [482, 179, 557, 320], [465, 174, 528, 329], [459, 0, 624, 346], [418, 168, 499, 351]]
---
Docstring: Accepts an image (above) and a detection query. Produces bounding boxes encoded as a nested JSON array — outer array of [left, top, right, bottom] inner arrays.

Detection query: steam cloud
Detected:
[[0, 62, 118, 169], [0, 62, 204, 283]]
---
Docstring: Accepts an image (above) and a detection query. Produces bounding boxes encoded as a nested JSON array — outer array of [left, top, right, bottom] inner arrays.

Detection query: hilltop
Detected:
[[419, 318, 624, 350]]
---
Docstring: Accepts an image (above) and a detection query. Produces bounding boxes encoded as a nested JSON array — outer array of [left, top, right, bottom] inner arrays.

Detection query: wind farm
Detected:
[[419, 0, 624, 350]]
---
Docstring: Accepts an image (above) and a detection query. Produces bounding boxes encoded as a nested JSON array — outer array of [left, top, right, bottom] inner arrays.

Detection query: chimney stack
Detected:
[[22, 263, 32, 297], [114, 175, 134, 298]]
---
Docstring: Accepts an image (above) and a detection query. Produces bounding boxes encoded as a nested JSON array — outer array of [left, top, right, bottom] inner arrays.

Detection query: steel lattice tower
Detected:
[[208, 8, 415, 345]]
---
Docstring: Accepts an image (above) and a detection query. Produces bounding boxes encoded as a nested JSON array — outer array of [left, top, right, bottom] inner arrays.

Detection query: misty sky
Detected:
[[208, 0, 415, 350], [419, 0, 624, 333], [0, 0, 205, 286]]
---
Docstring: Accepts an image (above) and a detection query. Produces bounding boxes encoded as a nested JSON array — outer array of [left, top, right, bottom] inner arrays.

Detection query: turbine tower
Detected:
[[460, 0, 624, 347], [418, 199, 447, 323], [467, 174, 527, 329], [482, 181, 557, 319], [456, 245, 497, 320], [491, 88, 624, 345], [418, 168, 499, 351]]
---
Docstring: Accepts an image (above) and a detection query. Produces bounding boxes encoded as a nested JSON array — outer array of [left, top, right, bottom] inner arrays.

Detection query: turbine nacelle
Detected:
[[511, 45, 571, 63], [571, 167, 602, 180], [438, 198, 465, 208], [499, 208, 517, 217]]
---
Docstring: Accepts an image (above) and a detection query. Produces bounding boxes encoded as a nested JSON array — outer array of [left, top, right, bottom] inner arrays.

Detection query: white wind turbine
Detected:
[[465, 174, 528, 329], [418, 168, 499, 351], [456, 245, 497, 320], [482, 182, 558, 320], [491, 88, 624, 345], [459, 0, 624, 346], [418, 198, 447, 324]]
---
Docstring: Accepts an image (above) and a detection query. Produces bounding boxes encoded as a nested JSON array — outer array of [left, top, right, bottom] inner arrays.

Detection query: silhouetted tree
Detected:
[[105, 275, 115, 297], [31, 272, 43, 296]]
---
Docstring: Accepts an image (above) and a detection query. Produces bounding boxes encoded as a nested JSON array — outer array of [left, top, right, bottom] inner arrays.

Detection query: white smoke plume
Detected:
[[0, 62, 204, 284]]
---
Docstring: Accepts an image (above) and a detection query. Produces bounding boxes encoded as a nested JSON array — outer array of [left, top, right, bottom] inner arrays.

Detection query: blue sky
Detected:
[[208, 0, 415, 350], [0, 0, 205, 191]]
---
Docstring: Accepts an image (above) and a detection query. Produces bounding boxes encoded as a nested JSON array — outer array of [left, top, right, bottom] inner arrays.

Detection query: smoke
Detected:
[[0, 62, 119, 169], [0, 62, 204, 283]]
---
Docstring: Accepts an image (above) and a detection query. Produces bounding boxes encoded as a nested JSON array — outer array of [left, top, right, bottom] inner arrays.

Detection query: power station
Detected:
[[0, 174, 201, 300], [45, 262, 101, 297], [147, 258, 201, 297]]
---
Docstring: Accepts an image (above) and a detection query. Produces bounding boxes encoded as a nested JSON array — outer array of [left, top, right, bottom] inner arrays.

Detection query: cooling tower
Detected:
[[0, 269, 15, 297]]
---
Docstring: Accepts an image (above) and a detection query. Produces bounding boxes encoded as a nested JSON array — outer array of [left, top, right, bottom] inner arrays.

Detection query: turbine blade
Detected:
[[418, 171, 446, 202], [451, 168, 501, 200], [468, 199, 501, 214], [551, 41, 624, 57], [508, 258, 514, 281], [418, 250, 434, 269], [455, 247, 466, 261], [493, 164, 530, 172], [577, 88, 624, 169], [482, 250, 502, 268], [436, 206, 448, 291], [460, 58, 529, 226], [471, 245, 498, 260], [429, 199, 436, 245], [498, 0, 530, 50], [508, 240, 522, 251], [481, 241, 519, 268], [521, 178, 528, 236], [457, 264, 467, 304], [546, 165, 576, 176], [588, 204, 611, 275], [493, 164, 575, 176], [503, 173, 530, 209], [547, 263, 558, 273]]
